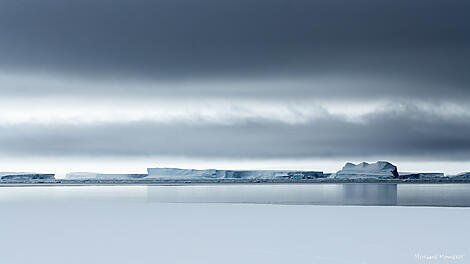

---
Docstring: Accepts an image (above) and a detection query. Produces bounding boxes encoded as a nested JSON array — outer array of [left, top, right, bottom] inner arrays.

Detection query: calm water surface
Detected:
[[1, 184, 469, 206]]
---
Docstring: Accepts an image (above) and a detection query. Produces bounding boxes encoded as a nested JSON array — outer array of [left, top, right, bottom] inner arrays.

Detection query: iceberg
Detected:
[[0, 172, 30, 176], [145, 168, 218, 179], [66, 172, 147, 179], [146, 168, 324, 179], [451, 172, 470, 179], [399, 172, 445, 179], [335, 161, 399, 179], [1, 173, 55, 180]]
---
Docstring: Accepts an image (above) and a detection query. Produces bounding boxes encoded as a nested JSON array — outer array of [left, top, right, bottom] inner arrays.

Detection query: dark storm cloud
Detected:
[[1, 105, 469, 160], [0, 0, 469, 100], [1, 0, 470, 163]]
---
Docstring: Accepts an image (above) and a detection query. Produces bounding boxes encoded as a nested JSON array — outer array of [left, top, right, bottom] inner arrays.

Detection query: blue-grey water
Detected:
[[1, 184, 470, 206]]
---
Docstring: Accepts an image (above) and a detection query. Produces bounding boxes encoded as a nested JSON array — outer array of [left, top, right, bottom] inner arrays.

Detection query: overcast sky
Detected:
[[0, 0, 469, 174]]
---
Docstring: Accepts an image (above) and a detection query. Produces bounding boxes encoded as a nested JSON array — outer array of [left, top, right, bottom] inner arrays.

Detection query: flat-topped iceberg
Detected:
[[66, 172, 147, 179], [399, 172, 445, 179], [0, 172, 30, 176], [335, 161, 399, 179], [146, 168, 218, 178], [1, 173, 55, 180], [452, 172, 470, 179], [146, 168, 324, 179]]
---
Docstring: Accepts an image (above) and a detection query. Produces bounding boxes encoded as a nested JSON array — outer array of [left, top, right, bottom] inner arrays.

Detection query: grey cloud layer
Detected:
[[0, 0, 469, 100], [1, 0, 469, 162], [1, 105, 469, 160]]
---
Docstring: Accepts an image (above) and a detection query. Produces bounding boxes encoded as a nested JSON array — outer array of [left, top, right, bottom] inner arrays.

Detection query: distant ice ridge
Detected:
[[146, 168, 324, 179], [399, 172, 445, 179], [335, 161, 399, 179], [57, 162, 454, 180], [0, 173, 55, 180], [66, 172, 147, 179], [0, 172, 30, 177], [452, 172, 470, 179]]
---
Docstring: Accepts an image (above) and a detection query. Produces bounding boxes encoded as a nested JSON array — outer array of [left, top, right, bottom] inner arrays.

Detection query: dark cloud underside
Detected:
[[1, 106, 469, 160], [0, 0, 469, 163], [0, 0, 469, 88]]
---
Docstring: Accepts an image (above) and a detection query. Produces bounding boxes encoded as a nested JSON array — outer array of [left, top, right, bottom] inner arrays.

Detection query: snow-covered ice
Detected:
[[399, 172, 445, 179], [453, 172, 470, 179], [66, 172, 147, 179], [0, 173, 55, 180], [146, 167, 324, 179], [0, 201, 468, 264], [335, 161, 399, 179]]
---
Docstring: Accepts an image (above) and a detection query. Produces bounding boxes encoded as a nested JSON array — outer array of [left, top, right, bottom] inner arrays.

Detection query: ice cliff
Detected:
[[399, 172, 445, 179], [452, 172, 470, 179], [66, 172, 147, 179], [1, 173, 55, 180], [146, 168, 324, 179]]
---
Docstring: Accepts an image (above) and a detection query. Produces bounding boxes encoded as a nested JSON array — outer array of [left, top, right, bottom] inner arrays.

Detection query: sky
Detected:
[[1, 0, 470, 175]]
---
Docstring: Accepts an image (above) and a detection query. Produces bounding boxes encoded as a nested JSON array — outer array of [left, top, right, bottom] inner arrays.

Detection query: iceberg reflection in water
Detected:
[[146, 183, 470, 206], [146, 184, 470, 206], [147, 184, 343, 205], [1, 184, 470, 206], [341, 184, 397, 205]]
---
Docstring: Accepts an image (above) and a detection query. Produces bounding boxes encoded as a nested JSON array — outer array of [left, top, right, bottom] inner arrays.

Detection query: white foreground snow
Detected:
[[0, 202, 468, 264]]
